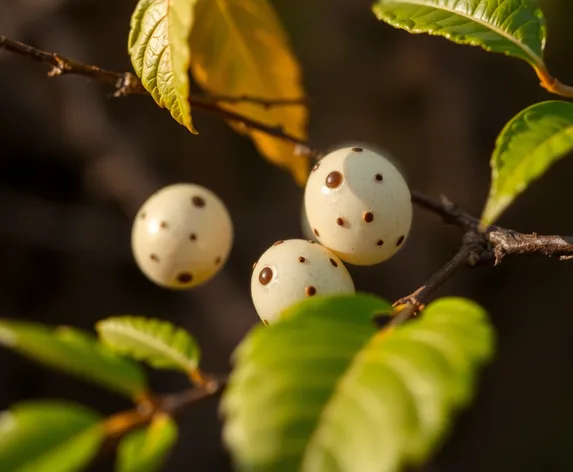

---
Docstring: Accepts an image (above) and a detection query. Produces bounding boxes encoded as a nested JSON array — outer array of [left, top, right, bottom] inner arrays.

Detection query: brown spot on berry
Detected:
[[140, 212, 146, 220], [330, 258, 338, 267], [312, 162, 320, 172], [215, 256, 222, 265], [396, 235, 405, 246], [259, 267, 274, 286], [308, 240, 316, 244], [306, 286, 317, 296], [273, 240, 284, 246], [377, 239, 384, 246], [191, 196, 205, 208], [262, 319, 269, 326], [298, 256, 306, 263], [177, 272, 193, 284], [352, 147, 363, 152], [160, 221, 168, 229], [190, 233, 197, 241], [313, 228, 320, 237], [326, 171, 343, 189], [375, 173, 383, 182], [336, 217, 345, 226], [150, 254, 159, 262], [363, 212, 374, 223]]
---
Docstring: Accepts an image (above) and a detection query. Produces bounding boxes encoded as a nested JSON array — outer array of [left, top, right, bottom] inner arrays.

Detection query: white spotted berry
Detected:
[[131, 183, 233, 289], [304, 146, 412, 265], [250, 239, 355, 325]]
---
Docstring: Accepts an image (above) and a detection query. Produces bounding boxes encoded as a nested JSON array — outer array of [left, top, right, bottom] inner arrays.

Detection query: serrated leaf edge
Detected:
[[373, 0, 545, 68], [96, 318, 199, 376]]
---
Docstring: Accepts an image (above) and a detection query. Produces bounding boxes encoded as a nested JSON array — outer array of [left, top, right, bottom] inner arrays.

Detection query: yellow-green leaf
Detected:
[[129, 0, 197, 133], [0, 401, 104, 472], [96, 316, 200, 378], [0, 320, 147, 400], [222, 295, 495, 472], [189, 0, 309, 184], [117, 414, 178, 472], [481, 100, 573, 226], [372, 1, 546, 71]]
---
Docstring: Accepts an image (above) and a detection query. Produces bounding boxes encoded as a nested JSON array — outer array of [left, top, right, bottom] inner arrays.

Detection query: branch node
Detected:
[[47, 66, 63, 77], [114, 72, 140, 97]]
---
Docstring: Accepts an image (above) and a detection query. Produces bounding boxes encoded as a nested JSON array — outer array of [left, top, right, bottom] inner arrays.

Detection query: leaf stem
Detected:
[[535, 65, 573, 98], [101, 374, 227, 442]]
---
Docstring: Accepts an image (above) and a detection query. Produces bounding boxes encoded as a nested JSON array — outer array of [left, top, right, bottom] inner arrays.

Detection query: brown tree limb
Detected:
[[410, 190, 573, 263], [0, 35, 147, 96]]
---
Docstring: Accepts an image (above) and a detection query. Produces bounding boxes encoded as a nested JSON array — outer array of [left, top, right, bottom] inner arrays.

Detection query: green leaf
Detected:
[[189, 0, 309, 185], [372, 0, 546, 70], [481, 100, 573, 226], [0, 320, 147, 399], [0, 401, 103, 472], [129, 0, 196, 133], [96, 316, 200, 378], [117, 414, 178, 472], [222, 295, 495, 472]]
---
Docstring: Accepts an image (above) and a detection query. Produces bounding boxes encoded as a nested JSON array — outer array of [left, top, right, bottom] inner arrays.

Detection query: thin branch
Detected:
[[102, 374, 227, 441], [203, 93, 309, 108], [410, 190, 573, 261], [188, 95, 323, 160], [0, 35, 317, 157], [388, 232, 487, 326], [0, 35, 147, 96], [488, 231, 573, 263]]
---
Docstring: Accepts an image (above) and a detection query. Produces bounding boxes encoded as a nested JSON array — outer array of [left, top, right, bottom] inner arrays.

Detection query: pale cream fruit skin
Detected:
[[251, 239, 355, 325], [300, 200, 318, 242], [304, 146, 412, 265], [131, 183, 233, 289]]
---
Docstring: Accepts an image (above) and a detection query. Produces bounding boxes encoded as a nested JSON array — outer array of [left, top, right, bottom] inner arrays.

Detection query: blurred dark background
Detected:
[[1, 0, 573, 471]]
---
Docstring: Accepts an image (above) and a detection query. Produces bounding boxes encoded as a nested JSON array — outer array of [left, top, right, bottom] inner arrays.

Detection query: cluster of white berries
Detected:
[[130, 146, 412, 326]]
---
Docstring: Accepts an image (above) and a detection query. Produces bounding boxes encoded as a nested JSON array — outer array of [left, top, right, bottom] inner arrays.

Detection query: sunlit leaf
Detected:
[[481, 101, 573, 226], [117, 414, 178, 472], [189, 0, 309, 184], [222, 295, 495, 472], [372, 0, 546, 71], [97, 316, 200, 378], [0, 320, 147, 399], [0, 401, 103, 472], [129, 0, 196, 132]]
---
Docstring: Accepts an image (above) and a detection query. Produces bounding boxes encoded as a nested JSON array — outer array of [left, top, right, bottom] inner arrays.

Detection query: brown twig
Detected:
[[0, 35, 147, 96], [388, 192, 573, 325], [387, 231, 487, 326], [410, 190, 573, 262], [488, 231, 573, 263], [203, 93, 309, 108], [103, 374, 227, 440], [0, 35, 319, 157]]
